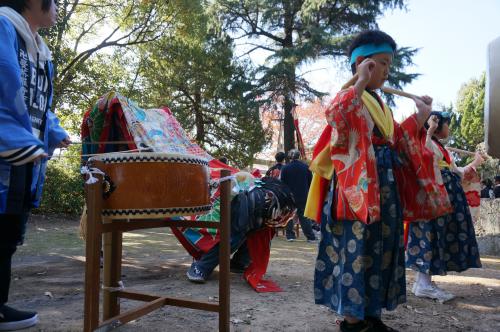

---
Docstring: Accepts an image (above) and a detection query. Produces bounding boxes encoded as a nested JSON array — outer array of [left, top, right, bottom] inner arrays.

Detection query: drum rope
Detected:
[[80, 166, 106, 184], [101, 280, 125, 292], [218, 175, 235, 183]]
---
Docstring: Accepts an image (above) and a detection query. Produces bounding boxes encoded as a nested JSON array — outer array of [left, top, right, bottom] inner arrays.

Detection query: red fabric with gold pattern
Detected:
[[395, 117, 452, 222], [325, 87, 451, 224]]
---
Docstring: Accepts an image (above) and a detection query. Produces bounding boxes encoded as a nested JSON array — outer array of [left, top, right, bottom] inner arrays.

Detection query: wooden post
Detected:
[[218, 169, 231, 332], [83, 178, 103, 332], [102, 230, 123, 320]]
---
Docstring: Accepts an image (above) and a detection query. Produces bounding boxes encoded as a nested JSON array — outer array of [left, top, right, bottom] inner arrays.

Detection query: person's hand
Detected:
[[354, 58, 377, 98], [472, 151, 485, 168], [58, 137, 71, 148], [418, 95, 433, 106], [413, 95, 432, 128], [357, 58, 377, 84], [33, 153, 48, 163], [427, 115, 439, 133], [413, 95, 432, 116]]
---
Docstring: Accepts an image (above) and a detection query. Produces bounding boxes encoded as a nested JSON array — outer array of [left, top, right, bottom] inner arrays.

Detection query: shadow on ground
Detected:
[[9, 215, 500, 332]]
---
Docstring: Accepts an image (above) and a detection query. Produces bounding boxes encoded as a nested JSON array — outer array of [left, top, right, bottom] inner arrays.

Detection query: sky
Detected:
[[246, 0, 500, 121], [377, 0, 500, 119]]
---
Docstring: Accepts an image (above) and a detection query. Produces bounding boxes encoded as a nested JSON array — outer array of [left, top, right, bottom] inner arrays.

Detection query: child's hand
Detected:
[[413, 95, 432, 118], [354, 58, 376, 98], [357, 58, 377, 83], [418, 95, 433, 106], [427, 115, 439, 133], [413, 95, 433, 129], [33, 153, 49, 163], [58, 137, 72, 148], [472, 151, 485, 167]]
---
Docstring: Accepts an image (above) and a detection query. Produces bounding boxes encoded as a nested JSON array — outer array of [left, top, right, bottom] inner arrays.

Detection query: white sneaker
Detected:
[[411, 282, 417, 294], [413, 283, 455, 302], [432, 283, 455, 303]]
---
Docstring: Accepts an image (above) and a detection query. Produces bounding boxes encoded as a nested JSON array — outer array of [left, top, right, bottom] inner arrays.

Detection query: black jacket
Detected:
[[280, 160, 312, 209]]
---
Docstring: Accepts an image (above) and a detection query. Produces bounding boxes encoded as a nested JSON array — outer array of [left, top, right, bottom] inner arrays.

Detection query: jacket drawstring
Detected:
[[32, 52, 39, 109]]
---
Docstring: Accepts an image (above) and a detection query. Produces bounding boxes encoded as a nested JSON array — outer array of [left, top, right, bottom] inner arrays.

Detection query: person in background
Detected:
[[494, 175, 500, 198], [280, 149, 317, 243], [266, 151, 286, 178], [218, 156, 228, 165], [480, 179, 494, 199]]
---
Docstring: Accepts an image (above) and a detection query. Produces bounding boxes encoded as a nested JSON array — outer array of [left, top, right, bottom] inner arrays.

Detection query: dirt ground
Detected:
[[8, 215, 500, 332]]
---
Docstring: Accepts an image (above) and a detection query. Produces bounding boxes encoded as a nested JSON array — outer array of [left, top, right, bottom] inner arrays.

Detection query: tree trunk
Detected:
[[282, 0, 296, 155], [283, 95, 295, 154], [194, 91, 204, 143]]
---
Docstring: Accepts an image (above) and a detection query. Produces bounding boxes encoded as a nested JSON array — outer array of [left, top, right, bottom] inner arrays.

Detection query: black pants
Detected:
[[286, 206, 316, 240], [0, 213, 30, 305]]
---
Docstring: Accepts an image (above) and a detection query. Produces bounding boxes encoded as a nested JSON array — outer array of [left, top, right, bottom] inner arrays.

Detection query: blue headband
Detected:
[[350, 43, 394, 65], [441, 111, 451, 119], [431, 111, 451, 119]]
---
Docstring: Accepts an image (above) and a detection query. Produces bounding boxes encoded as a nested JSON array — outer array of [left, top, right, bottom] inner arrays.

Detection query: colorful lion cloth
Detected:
[[81, 91, 293, 291]]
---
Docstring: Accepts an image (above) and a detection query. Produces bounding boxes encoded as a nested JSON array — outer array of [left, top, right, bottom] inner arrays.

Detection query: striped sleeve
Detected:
[[0, 145, 45, 165]]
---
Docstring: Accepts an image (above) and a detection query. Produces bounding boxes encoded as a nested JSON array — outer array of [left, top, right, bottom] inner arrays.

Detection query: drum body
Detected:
[[88, 152, 211, 219]]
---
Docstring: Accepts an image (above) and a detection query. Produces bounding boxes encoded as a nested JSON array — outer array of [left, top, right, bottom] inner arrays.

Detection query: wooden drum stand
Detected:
[[83, 170, 231, 331]]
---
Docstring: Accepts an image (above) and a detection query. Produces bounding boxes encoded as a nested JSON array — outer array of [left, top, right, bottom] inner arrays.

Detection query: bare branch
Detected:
[[73, 15, 107, 53], [59, 3, 162, 82]]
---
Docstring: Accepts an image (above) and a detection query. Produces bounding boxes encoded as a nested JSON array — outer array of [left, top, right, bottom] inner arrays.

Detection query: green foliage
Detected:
[[40, 0, 181, 135], [38, 0, 267, 167], [36, 0, 419, 169], [447, 73, 499, 175], [212, 0, 418, 152], [136, 2, 270, 167], [34, 146, 84, 215], [456, 73, 485, 149], [448, 74, 485, 165]]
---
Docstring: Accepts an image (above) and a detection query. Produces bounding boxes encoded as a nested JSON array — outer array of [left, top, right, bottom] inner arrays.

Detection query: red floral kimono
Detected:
[[305, 87, 451, 224]]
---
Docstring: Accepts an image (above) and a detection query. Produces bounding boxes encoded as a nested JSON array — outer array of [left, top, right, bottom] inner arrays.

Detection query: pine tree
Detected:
[[213, 0, 419, 153]]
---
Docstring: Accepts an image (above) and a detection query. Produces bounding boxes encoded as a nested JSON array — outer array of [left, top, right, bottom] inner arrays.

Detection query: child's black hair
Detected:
[[424, 111, 452, 134], [348, 30, 397, 74], [0, 0, 53, 14]]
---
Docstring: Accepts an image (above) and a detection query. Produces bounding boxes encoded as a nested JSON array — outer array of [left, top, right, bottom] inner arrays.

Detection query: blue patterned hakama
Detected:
[[406, 168, 481, 275], [314, 145, 406, 320]]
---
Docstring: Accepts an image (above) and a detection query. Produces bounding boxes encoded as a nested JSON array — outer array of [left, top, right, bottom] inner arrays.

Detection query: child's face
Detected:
[[29, 0, 58, 28], [436, 122, 450, 139], [357, 53, 392, 90]]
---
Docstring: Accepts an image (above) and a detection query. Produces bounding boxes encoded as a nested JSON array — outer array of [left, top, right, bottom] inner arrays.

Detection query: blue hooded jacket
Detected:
[[0, 11, 67, 214]]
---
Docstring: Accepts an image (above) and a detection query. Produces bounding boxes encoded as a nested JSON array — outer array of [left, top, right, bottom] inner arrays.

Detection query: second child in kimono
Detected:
[[406, 112, 483, 302]]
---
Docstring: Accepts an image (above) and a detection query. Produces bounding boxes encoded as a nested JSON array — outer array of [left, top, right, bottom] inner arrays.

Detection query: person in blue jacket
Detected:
[[0, 1, 69, 330]]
